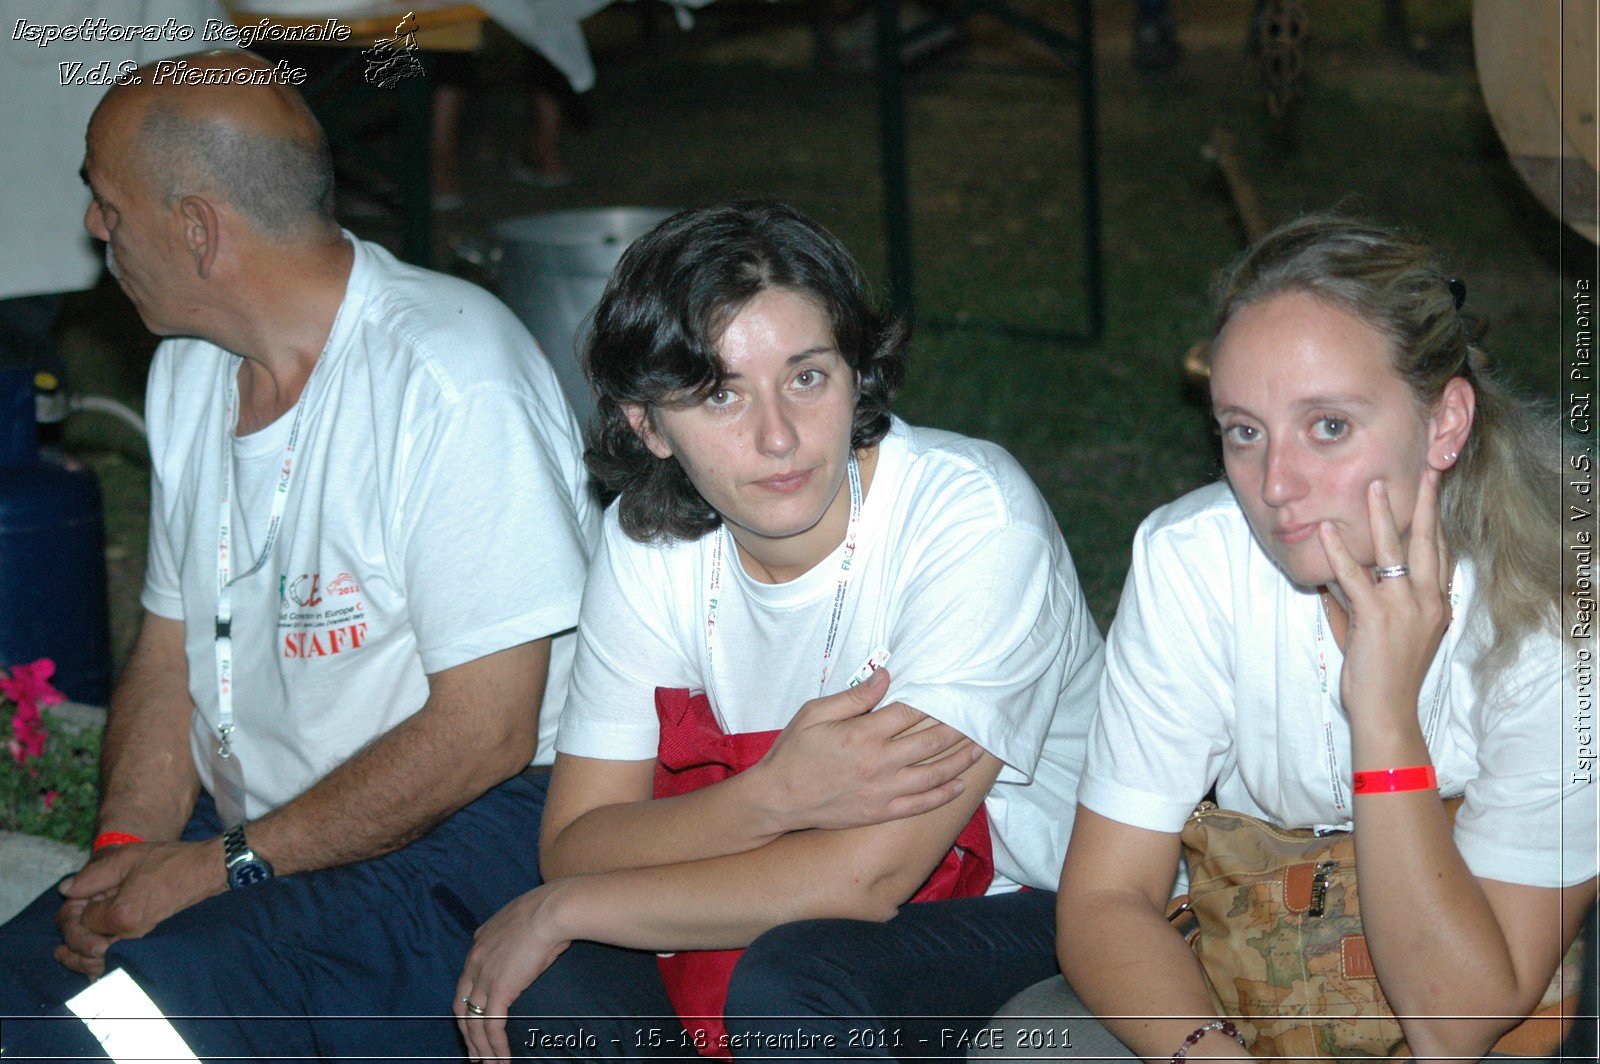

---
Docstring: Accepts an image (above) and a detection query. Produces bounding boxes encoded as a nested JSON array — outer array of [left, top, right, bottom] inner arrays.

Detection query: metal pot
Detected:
[[459, 207, 678, 428]]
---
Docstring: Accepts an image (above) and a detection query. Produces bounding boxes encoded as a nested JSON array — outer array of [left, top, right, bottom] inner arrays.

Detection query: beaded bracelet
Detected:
[[1352, 764, 1437, 794], [1172, 1019, 1246, 1063], [92, 831, 144, 851]]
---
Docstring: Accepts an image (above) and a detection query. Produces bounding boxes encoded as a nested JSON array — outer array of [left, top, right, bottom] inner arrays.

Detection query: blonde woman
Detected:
[[1034, 215, 1595, 1063]]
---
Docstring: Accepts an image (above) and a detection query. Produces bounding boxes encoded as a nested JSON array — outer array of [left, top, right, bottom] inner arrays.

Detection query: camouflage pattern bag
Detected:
[[1175, 801, 1579, 1059]]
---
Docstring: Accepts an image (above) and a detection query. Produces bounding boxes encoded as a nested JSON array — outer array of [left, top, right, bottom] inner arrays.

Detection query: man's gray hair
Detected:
[[139, 105, 334, 238]]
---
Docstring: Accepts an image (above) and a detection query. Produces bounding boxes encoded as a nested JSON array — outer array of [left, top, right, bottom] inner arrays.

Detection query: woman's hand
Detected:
[[455, 883, 573, 1061], [755, 667, 980, 832], [1318, 468, 1451, 726]]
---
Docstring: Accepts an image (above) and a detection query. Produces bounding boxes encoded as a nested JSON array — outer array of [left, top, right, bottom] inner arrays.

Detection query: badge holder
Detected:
[[209, 731, 249, 829]]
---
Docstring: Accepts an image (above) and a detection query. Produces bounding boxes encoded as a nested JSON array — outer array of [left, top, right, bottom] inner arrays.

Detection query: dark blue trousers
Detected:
[[0, 769, 549, 1062], [508, 888, 1060, 1062]]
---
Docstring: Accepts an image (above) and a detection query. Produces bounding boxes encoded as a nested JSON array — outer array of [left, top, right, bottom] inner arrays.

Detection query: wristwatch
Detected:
[[223, 824, 274, 889]]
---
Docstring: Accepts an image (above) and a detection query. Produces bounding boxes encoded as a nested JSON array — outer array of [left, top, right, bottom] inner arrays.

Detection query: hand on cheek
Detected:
[[1317, 470, 1451, 727]]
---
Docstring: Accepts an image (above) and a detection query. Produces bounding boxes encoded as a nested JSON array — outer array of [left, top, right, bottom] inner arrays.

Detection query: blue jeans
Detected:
[[508, 888, 1060, 1061], [0, 770, 549, 1062]]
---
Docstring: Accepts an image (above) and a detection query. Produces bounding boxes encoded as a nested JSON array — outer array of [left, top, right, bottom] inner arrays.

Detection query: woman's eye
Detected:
[[1312, 417, 1348, 441], [704, 389, 736, 409], [794, 369, 822, 389], [1221, 424, 1259, 445]]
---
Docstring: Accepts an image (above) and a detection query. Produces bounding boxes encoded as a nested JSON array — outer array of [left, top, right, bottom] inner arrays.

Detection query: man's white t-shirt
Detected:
[[142, 236, 598, 818], [1079, 481, 1596, 890], [557, 418, 1105, 892]]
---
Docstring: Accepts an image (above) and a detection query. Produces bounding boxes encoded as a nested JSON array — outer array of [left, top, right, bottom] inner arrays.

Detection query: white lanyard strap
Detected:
[[1313, 589, 1453, 824], [705, 453, 863, 700], [214, 370, 313, 757]]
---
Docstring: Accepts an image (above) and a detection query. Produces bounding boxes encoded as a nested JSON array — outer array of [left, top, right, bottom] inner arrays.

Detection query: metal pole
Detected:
[[1077, 0, 1104, 341], [875, 0, 915, 318]]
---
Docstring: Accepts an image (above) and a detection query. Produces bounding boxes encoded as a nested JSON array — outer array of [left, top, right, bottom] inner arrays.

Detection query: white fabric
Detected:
[[0, 0, 227, 299], [558, 418, 1105, 892], [1079, 481, 1597, 890], [141, 235, 597, 818], [227, 0, 717, 92]]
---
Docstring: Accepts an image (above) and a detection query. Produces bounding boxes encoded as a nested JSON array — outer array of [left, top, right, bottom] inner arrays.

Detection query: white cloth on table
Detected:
[[230, 0, 718, 92]]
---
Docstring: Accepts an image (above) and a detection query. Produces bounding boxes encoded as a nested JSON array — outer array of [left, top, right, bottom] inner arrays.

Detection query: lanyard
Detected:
[[1312, 583, 1456, 823], [705, 453, 863, 701], [213, 365, 315, 759]]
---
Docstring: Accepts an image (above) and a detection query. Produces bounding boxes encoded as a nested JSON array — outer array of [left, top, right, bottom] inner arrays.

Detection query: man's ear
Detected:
[[1427, 376, 1476, 471], [177, 195, 219, 279], [623, 403, 673, 460]]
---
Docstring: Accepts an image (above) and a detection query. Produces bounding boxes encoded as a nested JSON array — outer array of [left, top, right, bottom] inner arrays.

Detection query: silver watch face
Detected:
[[228, 859, 272, 888], [224, 828, 273, 888]]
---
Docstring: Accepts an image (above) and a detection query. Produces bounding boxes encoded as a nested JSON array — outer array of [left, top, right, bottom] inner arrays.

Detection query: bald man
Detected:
[[0, 51, 598, 1059]]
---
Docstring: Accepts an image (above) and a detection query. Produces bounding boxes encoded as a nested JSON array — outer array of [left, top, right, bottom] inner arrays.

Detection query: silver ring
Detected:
[[462, 998, 486, 1017], [1373, 564, 1411, 581]]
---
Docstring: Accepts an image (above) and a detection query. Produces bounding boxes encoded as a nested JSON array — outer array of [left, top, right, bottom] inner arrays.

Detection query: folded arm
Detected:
[[540, 668, 980, 879], [68, 638, 551, 951], [55, 612, 200, 977]]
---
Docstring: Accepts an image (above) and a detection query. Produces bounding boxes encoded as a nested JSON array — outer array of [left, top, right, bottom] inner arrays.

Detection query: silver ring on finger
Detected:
[[462, 998, 486, 1016], [1373, 563, 1411, 581]]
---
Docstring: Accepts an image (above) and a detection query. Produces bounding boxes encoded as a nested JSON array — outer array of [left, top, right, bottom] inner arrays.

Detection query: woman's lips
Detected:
[[753, 469, 814, 494], [1275, 521, 1318, 546]]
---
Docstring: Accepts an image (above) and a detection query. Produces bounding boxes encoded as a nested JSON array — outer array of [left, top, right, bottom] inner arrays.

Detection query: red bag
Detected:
[[653, 686, 995, 1059]]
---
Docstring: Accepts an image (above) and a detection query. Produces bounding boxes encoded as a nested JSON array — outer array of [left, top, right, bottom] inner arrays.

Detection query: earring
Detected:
[[1442, 450, 1458, 463]]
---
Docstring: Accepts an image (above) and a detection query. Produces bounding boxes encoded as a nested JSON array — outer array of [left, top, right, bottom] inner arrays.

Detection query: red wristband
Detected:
[[1351, 765, 1437, 794], [92, 831, 144, 851]]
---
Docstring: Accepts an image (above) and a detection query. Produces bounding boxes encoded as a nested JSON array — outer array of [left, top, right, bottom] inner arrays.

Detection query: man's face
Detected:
[[81, 111, 194, 336]]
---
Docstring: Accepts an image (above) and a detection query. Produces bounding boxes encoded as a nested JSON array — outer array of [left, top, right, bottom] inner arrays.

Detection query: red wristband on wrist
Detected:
[[1351, 765, 1437, 794], [92, 831, 144, 851]]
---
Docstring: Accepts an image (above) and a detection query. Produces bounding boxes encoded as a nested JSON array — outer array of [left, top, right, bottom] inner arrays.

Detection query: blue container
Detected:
[[0, 368, 111, 704]]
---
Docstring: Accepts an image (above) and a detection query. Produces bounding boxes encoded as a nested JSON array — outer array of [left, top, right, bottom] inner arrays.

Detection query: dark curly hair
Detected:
[[583, 200, 909, 543]]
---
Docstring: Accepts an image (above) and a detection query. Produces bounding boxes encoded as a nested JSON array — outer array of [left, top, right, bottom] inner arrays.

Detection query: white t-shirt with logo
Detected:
[[1079, 481, 1596, 889], [142, 236, 598, 819], [557, 419, 1106, 892]]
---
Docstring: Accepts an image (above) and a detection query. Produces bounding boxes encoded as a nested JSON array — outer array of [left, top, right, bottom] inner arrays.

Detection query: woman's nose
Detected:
[[1261, 441, 1308, 507], [752, 397, 798, 458]]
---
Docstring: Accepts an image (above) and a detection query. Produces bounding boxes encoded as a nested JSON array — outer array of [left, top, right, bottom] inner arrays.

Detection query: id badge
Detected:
[[209, 741, 249, 828]]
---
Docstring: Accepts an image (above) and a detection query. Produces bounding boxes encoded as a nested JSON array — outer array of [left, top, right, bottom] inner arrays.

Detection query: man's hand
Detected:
[[53, 839, 227, 976], [754, 667, 981, 833], [54, 895, 112, 979]]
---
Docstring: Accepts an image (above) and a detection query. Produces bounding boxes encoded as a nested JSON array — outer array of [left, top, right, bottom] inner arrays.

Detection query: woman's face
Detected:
[[628, 287, 860, 571], [1209, 291, 1438, 588]]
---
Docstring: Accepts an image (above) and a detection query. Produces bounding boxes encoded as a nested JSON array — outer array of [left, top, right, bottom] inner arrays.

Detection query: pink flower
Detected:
[[3, 659, 59, 767], [9, 701, 47, 765], [42, 790, 57, 811], [0, 659, 64, 714]]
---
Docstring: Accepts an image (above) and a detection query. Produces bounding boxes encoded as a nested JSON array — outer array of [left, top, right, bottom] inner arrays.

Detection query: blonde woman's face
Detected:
[[1209, 291, 1435, 588]]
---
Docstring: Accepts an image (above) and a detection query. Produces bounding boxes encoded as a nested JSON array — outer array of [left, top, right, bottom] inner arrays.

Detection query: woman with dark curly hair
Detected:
[[454, 201, 1105, 1060]]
